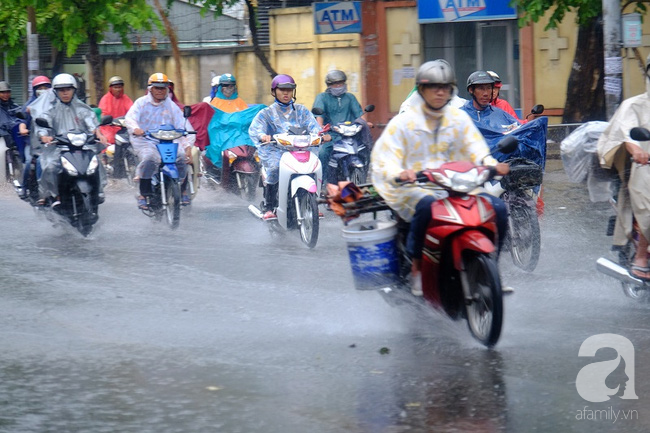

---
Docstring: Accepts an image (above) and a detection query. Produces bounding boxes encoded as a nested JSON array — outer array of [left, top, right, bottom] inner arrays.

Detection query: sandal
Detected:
[[137, 196, 149, 210], [630, 264, 650, 281]]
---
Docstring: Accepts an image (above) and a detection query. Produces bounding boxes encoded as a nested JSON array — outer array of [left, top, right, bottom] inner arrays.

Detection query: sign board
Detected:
[[418, 0, 517, 23], [314, 2, 362, 34], [623, 13, 642, 48]]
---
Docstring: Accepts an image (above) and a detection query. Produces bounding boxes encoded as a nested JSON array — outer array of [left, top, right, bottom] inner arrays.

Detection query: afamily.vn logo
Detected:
[[576, 333, 639, 403]]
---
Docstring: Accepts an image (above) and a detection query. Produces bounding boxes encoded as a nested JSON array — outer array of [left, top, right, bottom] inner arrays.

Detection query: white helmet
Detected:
[[211, 76, 220, 87], [52, 73, 78, 90]]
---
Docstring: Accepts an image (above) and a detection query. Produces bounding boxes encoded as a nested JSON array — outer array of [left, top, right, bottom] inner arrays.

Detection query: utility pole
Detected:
[[602, 0, 622, 119], [26, 7, 39, 97]]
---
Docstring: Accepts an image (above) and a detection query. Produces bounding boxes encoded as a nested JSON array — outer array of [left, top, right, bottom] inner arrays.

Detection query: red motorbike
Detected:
[[334, 136, 517, 347], [202, 145, 260, 201]]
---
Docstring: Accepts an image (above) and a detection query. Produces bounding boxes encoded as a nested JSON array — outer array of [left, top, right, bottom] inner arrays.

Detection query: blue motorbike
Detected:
[[141, 106, 195, 230]]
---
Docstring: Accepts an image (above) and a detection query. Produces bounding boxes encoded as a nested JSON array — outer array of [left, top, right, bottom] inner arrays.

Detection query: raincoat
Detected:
[[98, 91, 133, 144], [597, 86, 650, 246], [209, 86, 248, 113], [371, 95, 496, 222], [206, 104, 265, 168], [125, 91, 190, 179], [36, 92, 103, 197], [248, 102, 321, 184], [399, 88, 466, 114]]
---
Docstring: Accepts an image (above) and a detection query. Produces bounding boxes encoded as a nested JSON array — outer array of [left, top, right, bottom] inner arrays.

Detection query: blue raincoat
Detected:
[[206, 104, 266, 168]]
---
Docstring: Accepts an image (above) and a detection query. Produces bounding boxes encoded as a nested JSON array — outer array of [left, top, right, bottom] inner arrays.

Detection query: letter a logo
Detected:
[[576, 333, 639, 402]]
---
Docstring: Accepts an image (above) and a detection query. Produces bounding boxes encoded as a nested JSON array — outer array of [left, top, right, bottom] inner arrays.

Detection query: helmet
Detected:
[[219, 73, 236, 85], [52, 73, 78, 90], [486, 71, 502, 88], [32, 76, 51, 88], [325, 70, 347, 85], [271, 74, 296, 90], [0, 81, 10, 92], [416, 60, 456, 86], [466, 70, 494, 91], [211, 76, 220, 87], [147, 72, 171, 87], [108, 76, 124, 86]]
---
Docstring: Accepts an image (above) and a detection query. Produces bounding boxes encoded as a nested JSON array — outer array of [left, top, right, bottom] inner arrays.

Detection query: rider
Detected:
[[209, 73, 248, 112], [37, 73, 108, 206], [98, 75, 134, 178], [0, 81, 29, 153], [125, 72, 192, 209], [312, 70, 370, 181], [370, 60, 509, 296], [486, 70, 522, 121], [460, 70, 521, 132], [597, 53, 650, 280], [248, 74, 331, 220], [203, 76, 220, 103]]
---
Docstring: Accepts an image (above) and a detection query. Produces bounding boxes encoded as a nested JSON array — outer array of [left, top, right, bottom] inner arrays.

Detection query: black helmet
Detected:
[[416, 60, 456, 86], [325, 70, 347, 86], [466, 71, 494, 91]]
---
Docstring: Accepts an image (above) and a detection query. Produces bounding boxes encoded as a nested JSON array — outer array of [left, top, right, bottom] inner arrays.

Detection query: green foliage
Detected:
[[0, 0, 160, 65], [516, 0, 647, 29]]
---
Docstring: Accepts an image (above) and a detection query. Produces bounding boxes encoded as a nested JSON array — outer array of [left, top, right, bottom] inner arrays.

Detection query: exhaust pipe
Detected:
[[248, 204, 264, 219], [596, 257, 647, 286]]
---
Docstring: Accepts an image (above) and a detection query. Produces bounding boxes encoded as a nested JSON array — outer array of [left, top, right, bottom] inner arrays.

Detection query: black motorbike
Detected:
[[106, 116, 138, 184], [34, 116, 111, 236], [326, 105, 374, 185]]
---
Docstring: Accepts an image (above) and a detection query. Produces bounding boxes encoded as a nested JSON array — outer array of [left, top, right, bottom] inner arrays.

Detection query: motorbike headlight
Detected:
[[87, 155, 99, 175], [227, 150, 237, 164], [151, 130, 183, 141], [67, 132, 87, 147], [61, 156, 79, 176], [446, 168, 482, 193]]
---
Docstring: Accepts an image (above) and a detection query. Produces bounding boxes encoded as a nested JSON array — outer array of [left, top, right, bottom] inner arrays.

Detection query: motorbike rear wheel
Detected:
[[165, 179, 181, 230], [618, 239, 650, 302], [462, 252, 503, 347], [297, 189, 319, 248], [507, 200, 541, 272], [7, 150, 23, 183]]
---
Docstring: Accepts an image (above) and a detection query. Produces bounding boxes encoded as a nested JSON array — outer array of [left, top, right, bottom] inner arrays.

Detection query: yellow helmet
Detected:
[[147, 73, 170, 87]]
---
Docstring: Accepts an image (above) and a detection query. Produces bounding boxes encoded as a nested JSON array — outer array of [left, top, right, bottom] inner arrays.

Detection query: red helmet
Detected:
[[32, 75, 51, 88]]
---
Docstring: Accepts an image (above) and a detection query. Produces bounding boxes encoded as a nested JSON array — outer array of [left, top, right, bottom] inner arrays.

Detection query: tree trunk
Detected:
[[562, 16, 606, 123], [245, 0, 277, 78], [87, 33, 104, 106], [153, 0, 184, 102]]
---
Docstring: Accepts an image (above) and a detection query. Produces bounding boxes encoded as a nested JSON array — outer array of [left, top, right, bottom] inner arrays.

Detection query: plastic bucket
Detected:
[[341, 220, 400, 290]]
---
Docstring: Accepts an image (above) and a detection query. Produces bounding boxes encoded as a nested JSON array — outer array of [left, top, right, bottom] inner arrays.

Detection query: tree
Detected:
[[517, 0, 646, 122], [185, 0, 277, 77], [0, 0, 160, 103]]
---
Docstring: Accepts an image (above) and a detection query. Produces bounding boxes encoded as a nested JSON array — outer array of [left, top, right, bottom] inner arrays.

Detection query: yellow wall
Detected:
[[385, 7, 421, 112]]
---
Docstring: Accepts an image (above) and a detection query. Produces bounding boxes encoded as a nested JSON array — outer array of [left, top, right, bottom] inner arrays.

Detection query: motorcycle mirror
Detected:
[[14, 111, 26, 120], [630, 127, 650, 141], [100, 115, 113, 126], [364, 104, 375, 113], [183, 105, 192, 118], [35, 117, 50, 128], [531, 104, 544, 115], [312, 107, 324, 116], [496, 135, 518, 154]]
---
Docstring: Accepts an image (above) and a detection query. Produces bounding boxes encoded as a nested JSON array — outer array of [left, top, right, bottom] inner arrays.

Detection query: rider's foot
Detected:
[[262, 210, 277, 221], [181, 194, 191, 206], [51, 197, 61, 210], [502, 286, 515, 295], [409, 271, 423, 296], [98, 192, 105, 204], [137, 196, 149, 210]]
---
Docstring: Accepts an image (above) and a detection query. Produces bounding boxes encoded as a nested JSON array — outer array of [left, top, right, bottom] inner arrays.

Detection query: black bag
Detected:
[[500, 158, 543, 190]]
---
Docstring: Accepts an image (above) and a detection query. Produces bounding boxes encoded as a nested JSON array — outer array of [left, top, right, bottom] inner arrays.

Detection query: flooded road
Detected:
[[0, 159, 648, 433]]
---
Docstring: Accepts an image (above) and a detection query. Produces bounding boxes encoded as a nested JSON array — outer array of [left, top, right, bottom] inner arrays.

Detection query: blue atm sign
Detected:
[[314, 2, 362, 34], [418, 0, 517, 23]]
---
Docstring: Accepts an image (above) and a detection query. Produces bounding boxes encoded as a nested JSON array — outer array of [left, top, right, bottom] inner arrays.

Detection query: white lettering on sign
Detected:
[[439, 0, 486, 21], [316, 3, 360, 33]]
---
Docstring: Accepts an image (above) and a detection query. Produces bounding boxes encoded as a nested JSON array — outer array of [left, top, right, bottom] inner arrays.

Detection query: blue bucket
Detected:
[[341, 220, 400, 290]]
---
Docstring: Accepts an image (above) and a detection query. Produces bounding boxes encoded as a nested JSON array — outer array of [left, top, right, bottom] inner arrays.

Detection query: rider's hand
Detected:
[[398, 169, 417, 183], [322, 133, 331, 142], [19, 124, 29, 136], [41, 136, 53, 144], [367, 121, 375, 129], [627, 142, 650, 165], [134, 128, 145, 136], [260, 134, 271, 143], [185, 147, 192, 162], [495, 163, 510, 176]]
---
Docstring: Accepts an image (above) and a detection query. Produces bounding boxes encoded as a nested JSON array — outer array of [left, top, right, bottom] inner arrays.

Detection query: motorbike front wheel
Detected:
[[508, 200, 541, 272], [462, 252, 503, 347], [297, 189, 319, 248], [240, 172, 258, 202], [349, 166, 366, 185], [618, 239, 650, 302], [165, 179, 181, 230], [7, 150, 23, 183]]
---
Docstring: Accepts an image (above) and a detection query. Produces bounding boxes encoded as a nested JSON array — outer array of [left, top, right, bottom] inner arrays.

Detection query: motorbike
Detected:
[[483, 104, 546, 272], [596, 126, 650, 301], [248, 126, 323, 248], [202, 144, 260, 201], [326, 104, 374, 185], [33, 116, 112, 237], [139, 105, 196, 230], [331, 136, 519, 347], [104, 116, 138, 184], [1, 109, 27, 184]]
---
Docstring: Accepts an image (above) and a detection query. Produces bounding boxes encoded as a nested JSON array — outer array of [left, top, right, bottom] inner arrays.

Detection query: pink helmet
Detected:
[[271, 74, 296, 90], [32, 75, 51, 88]]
